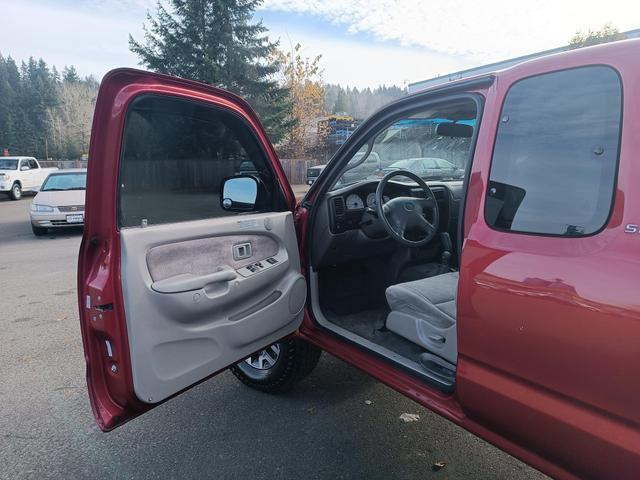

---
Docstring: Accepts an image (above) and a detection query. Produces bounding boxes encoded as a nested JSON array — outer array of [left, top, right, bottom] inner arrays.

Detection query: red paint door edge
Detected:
[[78, 68, 295, 430]]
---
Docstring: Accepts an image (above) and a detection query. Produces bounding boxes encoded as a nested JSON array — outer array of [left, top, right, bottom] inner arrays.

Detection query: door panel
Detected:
[[20, 160, 33, 189], [120, 211, 305, 403], [78, 68, 300, 431], [457, 45, 640, 478]]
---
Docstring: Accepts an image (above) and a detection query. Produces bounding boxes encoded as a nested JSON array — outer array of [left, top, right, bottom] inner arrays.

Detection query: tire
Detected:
[[230, 339, 322, 393], [32, 225, 47, 236], [9, 183, 22, 200]]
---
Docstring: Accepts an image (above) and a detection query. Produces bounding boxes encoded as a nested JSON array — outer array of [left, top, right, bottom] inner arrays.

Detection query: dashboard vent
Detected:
[[332, 197, 346, 217], [412, 188, 446, 201], [432, 188, 446, 200]]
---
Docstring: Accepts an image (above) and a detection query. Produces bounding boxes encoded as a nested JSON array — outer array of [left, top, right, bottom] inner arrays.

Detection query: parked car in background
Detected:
[[306, 164, 327, 185], [340, 151, 381, 184], [30, 169, 86, 236], [235, 160, 259, 176], [0, 156, 58, 200], [382, 157, 464, 180]]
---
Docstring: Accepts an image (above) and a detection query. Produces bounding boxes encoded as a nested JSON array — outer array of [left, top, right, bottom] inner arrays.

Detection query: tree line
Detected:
[[325, 84, 406, 119], [0, 55, 98, 159]]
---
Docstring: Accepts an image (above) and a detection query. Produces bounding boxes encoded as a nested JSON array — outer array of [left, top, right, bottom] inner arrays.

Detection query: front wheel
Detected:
[[230, 339, 321, 393], [9, 183, 22, 200]]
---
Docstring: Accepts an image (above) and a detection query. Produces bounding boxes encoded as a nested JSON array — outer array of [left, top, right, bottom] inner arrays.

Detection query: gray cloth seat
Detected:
[[385, 271, 458, 364]]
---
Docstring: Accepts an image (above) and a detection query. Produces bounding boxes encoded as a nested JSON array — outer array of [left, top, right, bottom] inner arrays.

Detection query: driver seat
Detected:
[[385, 272, 458, 364]]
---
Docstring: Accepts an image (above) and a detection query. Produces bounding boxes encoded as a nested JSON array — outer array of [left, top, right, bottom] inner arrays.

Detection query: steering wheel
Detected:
[[375, 170, 439, 247]]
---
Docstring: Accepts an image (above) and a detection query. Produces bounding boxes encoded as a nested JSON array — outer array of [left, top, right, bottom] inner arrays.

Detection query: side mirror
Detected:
[[221, 176, 258, 212], [20, 165, 30, 171]]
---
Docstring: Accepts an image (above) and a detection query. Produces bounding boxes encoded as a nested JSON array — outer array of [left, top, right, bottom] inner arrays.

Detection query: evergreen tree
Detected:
[[62, 65, 81, 83], [569, 23, 626, 49], [129, 0, 293, 143], [332, 89, 349, 114], [0, 54, 97, 159], [0, 55, 19, 153], [15, 58, 59, 158], [327, 83, 405, 119]]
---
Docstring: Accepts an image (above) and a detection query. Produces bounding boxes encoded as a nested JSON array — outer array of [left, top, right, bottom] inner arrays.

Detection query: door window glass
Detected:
[[485, 66, 622, 236], [118, 95, 285, 228]]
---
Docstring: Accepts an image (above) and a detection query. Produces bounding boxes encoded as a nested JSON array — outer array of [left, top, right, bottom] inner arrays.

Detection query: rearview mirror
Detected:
[[20, 165, 30, 171], [221, 176, 258, 211], [436, 122, 473, 138]]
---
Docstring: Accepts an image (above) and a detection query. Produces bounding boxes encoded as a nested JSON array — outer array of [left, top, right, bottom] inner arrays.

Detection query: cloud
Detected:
[[1, 0, 638, 88], [265, 26, 471, 88], [261, 0, 640, 62]]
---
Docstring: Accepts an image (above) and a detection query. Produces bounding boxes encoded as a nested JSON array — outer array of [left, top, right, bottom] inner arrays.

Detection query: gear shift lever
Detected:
[[440, 232, 452, 268]]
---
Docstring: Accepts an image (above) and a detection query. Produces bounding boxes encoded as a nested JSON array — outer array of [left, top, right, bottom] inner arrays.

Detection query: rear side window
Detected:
[[485, 66, 622, 236], [118, 95, 284, 228]]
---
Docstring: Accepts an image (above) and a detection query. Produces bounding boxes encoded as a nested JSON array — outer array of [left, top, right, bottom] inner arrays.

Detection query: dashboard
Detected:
[[310, 179, 463, 268], [344, 191, 389, 211], [328, 180, 457, 234]]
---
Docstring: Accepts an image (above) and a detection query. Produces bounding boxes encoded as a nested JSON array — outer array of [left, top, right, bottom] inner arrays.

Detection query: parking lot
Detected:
[[0, 194, 546, 480]]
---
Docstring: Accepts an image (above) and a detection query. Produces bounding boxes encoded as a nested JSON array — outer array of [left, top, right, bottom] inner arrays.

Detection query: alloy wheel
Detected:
[[244, 343, 281, 370]]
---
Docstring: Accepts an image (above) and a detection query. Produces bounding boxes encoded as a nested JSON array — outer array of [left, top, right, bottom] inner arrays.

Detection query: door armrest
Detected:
[[151, 268, 237, 294]]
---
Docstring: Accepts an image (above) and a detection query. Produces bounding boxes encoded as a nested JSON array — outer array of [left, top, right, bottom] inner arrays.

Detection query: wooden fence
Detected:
[[279, 158, 324, 185], [36, 158, 321, 185], [39, 160, 88, 170]]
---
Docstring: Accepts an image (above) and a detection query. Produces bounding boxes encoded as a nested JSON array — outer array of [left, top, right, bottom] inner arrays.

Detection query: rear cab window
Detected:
[[118, 95, 287, 228], [485, 66, 622, 236]]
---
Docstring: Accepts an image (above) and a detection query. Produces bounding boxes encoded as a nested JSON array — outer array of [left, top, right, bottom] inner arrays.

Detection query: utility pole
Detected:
[[44, 137, 49, 160]]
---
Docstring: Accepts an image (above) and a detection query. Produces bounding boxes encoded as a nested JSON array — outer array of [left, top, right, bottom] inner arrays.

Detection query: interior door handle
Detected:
[[151, 268, 237, 294]]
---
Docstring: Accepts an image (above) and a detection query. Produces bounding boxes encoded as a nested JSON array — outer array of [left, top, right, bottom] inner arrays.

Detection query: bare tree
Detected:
[[51, 81, 97, 158]]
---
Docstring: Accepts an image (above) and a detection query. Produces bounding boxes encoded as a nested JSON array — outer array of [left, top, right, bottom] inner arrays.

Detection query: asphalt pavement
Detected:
[[0, 193, 547, 480]]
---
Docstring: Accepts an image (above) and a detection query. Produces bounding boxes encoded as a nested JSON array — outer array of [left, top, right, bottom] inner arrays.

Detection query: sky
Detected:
[[0, 0, 638, 88]]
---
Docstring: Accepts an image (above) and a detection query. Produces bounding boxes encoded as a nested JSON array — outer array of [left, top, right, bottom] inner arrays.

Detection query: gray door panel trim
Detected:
[[147, 234, 279, 281], [151, 268, 238, 293], [120, 211, 305, 403]]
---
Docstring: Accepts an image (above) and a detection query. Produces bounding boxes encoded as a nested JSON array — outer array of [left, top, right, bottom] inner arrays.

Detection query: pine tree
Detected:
[[333, 89, 349, 114], [16, 58, 58, 158], [129, 0, 293, 143], [0, 54, 97, 159], [0, 55, 17, 153], [62, 65, 81, 83]]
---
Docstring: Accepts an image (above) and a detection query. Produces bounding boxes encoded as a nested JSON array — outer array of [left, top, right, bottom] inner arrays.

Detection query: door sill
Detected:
[[308, 269, 455, 394]]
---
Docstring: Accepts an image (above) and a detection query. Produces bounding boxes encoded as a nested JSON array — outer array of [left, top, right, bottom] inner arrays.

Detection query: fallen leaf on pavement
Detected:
[[399, 413, 420, 423], [432, 461, 446, 471]]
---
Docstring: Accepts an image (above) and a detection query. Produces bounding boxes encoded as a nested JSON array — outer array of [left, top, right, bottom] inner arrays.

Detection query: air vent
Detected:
[[411, 188, 446, 201], [332, 196, 346, 217], [432, 188, 446, 200]]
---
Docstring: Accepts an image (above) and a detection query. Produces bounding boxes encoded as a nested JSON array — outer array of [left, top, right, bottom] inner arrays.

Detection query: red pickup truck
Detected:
[[78, 39, 640, 479]]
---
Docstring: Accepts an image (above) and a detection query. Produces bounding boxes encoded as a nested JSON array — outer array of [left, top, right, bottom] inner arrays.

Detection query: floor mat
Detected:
[[325, 308, 426, 362]]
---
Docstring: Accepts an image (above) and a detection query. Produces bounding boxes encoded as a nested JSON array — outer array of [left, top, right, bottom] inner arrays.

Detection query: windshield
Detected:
[[41, 172, 87, 191], [331, 99, 477, 189], [0, 159, 18, 170]]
